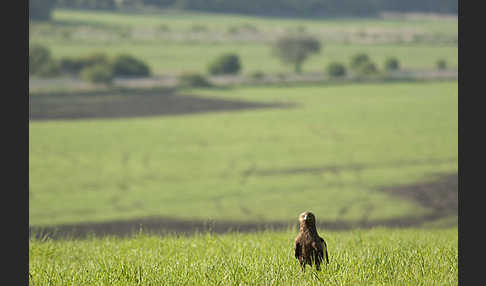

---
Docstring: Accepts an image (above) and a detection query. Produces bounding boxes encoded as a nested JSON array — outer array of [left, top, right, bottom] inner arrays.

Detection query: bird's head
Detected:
[[299, 211, 316, 227]]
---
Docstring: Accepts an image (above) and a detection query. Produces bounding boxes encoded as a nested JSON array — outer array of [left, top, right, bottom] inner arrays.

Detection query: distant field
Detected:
[[29, 227, 458, 285], [29, 81, 457, 227], [29, 9, 458, 75]]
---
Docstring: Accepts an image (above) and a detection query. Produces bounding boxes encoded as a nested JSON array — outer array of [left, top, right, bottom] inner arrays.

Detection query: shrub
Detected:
[[356, 61, 379, 76], [436, 59, 447, 70], [111, 54, 151, 77], [59, 53, 110, 75], [178, 73, 212, 87], [59, 58, 85, 75], [81, 64, 114, 84], [384, 57, 400, 71], [350, 53, 371, 71], [249, 70, 265, 80], [326, 62, 347, 78], [208, 53, 241, 75], [81, 53, 110, 68], [36, 60, 62, 78], [29, 44, 52, 75]]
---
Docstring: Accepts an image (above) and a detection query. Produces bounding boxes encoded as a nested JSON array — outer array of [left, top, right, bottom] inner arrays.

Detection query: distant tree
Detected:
[[111, 54, 151, 77], [326, 62, 347, 78], [384, 57, 400, 72], [272, 34, 321, 73], [29, 44, 61, 77], [436, 59, 447, 70], [29, 44, 52, 75], [350, 53, 371, 71], [208, 53, 241, 75], [29, 0, 57, 21]]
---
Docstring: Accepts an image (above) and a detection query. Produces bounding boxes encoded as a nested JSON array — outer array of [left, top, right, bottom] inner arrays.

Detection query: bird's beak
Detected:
[[304, 214, 308, 221]]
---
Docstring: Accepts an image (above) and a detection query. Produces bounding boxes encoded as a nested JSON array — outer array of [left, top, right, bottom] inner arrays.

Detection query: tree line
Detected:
[[31, 0, 457, 21]]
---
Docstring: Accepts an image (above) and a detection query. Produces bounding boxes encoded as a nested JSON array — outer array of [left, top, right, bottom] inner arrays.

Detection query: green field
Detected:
[[29, 227, 458, 285], [29, 81, 457, 227], [29, 8, 458, 285], [29, 9, 458, 75]]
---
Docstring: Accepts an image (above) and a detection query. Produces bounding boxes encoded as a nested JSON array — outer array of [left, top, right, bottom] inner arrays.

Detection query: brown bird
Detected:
[[294, 211, 329, 271]]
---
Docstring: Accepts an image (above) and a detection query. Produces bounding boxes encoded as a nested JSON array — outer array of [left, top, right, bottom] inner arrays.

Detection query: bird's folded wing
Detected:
[[294, 241, 301, 259]]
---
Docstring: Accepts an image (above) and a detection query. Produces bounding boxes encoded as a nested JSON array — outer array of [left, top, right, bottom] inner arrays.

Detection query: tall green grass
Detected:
[[29, 227, 458, 285]]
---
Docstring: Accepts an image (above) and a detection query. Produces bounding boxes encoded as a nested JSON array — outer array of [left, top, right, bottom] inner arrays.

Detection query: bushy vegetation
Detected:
[[60, 53, 110, 75], [29, 44, 52, 75], [29, 228, 458, 285], [384, 57, 400, 72], [326, 62, 347, 78], [357, 61, 379, 76], [29, 10, 458, 75], [349, 53, 380, 76], [272, 34, 321, 73], [81, 64, 114, 84], [177, 72, 212, 87], [111, 54, 151, 77], [208, 53, 242, 75], [29, 44, 61, 77], [35, 49, 151, 82], [350, 53, 371, 71], [437, 59, 448, 70]]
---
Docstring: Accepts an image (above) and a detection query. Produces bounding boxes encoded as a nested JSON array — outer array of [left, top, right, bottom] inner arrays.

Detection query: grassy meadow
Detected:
[[29, 227, 458, 285], [29, 9, 458, 75], [29, 7, 459, 285], [29, 81, 457, 227]]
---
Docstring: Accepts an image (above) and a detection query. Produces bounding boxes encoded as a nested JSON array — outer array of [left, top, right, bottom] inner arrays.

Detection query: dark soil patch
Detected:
[[379, 172, 458, 217], [29, 213, 449, 241], [29, 91, 294, 121], [30, 172, 457, 240], [253, 159, 457, 177]]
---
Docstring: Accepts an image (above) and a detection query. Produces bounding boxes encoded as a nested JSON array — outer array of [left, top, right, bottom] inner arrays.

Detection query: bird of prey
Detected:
[[294, 211, 329, 271]]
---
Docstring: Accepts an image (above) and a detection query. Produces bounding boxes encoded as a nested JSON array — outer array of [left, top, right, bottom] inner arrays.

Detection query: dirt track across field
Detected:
[[30, 172, 457, 240]]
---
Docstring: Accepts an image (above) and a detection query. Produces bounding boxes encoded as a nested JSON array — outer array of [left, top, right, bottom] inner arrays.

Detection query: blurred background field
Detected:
[[30, 9, 457, 77], [29, 82, 457, 228], [29, 0, 457, 237]]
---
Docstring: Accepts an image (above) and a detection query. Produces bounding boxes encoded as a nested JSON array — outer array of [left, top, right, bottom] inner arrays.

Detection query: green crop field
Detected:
[[29, 81, 457, 228], [29, 227, 458, 285], [29, 9, 458, 75]]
